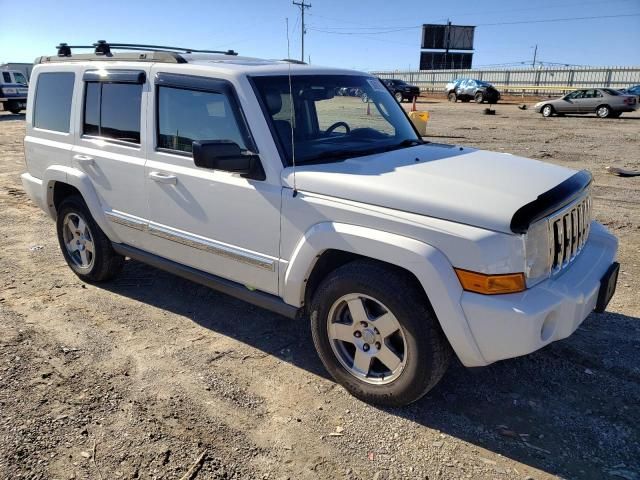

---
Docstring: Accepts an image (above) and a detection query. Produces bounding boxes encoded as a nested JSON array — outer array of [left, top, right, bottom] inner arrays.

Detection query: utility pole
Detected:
[[532, 44, 538, 68], [293, 0, 311, 62]]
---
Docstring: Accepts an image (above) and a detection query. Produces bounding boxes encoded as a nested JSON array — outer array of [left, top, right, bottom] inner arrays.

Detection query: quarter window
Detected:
[[33, 72, 75, 132], [83, 82, 142, 143], [2, 72, 10, 83], [157, 86, 247, 154]]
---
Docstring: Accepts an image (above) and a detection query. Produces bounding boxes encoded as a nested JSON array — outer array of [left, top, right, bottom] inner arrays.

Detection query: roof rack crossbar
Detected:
[[55, 41, 237, 58]]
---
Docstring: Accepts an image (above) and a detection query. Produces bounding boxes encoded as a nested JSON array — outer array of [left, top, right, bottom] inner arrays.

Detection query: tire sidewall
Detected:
[[310, 266, 444, 405]]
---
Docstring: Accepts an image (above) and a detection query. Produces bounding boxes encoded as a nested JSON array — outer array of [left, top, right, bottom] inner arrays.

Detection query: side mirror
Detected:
[[192, 140, 265, 180]]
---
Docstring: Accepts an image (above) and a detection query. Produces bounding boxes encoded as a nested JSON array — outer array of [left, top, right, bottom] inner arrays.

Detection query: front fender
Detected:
[[283, 222, 487, 367], [41, 165, 122, 243]]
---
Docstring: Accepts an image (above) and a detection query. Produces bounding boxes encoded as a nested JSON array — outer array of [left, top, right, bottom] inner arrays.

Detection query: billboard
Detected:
[[421, 24, 475, 51], [419, 51, 473, 70]]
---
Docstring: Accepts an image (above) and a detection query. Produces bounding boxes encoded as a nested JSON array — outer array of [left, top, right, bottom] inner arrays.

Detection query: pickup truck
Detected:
[[0, 69, 29, 113]]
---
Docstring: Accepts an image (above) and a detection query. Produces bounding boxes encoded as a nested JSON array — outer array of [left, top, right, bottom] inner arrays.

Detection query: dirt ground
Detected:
[[0, 100, 639, 480]]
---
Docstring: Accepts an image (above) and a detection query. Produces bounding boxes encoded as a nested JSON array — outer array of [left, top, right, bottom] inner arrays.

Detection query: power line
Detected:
[[308, 12, 640, 36]]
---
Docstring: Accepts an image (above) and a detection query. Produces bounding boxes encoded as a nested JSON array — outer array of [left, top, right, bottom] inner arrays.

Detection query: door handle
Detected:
[[73, 154, 94, 166], [149, 171, 178, 185]]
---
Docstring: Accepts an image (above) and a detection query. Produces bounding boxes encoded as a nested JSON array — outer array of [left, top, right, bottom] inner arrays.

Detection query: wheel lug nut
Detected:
[[363, 344, 370, 352], [375, 342, 381, 350], [354, 331, 362, 338]]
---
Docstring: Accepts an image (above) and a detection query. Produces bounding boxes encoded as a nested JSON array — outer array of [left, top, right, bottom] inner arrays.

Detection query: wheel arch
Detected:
[[42, 166, 122, 243], [283, 222, 487, 366]]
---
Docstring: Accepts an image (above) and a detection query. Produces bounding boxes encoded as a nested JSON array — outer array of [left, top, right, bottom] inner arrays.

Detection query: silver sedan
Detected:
[[535, 88, 638, 118]]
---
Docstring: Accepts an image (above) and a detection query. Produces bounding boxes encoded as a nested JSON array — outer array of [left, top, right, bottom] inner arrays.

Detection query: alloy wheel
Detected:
[[62, 212, 95, 270], [327, 293, 407, 385]]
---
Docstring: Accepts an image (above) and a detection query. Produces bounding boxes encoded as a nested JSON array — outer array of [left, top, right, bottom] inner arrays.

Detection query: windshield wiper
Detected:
[[298, 139, 425, 165], [300, 147, 389, 164]]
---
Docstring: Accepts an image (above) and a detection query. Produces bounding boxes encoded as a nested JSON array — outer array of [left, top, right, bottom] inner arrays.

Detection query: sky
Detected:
[[1, 0, 639, 71]]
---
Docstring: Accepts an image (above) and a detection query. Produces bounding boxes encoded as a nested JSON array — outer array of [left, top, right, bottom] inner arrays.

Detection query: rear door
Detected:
[[579, 89, 600, 113], [71, 66, 153, 250]]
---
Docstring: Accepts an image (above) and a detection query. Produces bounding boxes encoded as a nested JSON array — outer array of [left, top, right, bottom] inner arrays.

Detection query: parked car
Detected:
[[22, 41, 619, 407], [379, 78, 420, 103], [445, 78, 500, 103], [620, 84, 640, 99], [0, 69, 29, 114], [535, 88, 637, 118]]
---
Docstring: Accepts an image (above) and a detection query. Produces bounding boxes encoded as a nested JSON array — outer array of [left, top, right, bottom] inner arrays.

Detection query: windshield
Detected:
[[475, 80, 492, 87], [252, 75, 420, 166]]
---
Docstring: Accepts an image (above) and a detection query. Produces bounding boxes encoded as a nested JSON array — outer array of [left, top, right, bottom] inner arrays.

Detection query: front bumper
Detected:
[[460, 222, 617, 365]]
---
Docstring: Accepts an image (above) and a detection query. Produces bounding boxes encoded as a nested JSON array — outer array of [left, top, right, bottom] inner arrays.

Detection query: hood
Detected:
[[281, 144, 576, 234]]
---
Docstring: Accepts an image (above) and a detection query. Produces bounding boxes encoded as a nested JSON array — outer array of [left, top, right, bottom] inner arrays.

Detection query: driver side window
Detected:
[[157, 86, 247, 154]]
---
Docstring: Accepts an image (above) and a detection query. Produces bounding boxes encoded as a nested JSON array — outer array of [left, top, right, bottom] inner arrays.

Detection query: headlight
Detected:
[[524, 218, 552, 286], [1, 87, 17, 94]]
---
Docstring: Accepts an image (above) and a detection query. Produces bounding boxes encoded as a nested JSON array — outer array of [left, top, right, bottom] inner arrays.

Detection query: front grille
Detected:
[[550, 193, 592, 273]]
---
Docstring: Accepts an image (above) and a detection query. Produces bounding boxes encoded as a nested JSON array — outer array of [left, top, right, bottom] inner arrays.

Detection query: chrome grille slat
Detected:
[[549, 193, 592, 273]]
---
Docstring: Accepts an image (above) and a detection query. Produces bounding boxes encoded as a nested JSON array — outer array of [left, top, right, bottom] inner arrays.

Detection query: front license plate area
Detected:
[[595, 262, 619, 313]]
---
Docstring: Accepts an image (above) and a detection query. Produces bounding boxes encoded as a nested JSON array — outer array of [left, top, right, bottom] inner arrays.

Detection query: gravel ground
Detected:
[[0, 100, 639, 480]]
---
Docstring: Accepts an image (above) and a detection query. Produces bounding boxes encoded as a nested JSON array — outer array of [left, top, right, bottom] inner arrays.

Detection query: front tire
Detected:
[[474, 92, 485, 103], [310, 260, 451, 407], [56, 195, 124, 282], [9, 108, 22, 114], [541, 104, 554, 117], [394, 92, 403, 103], [447, 92, 457, 102]]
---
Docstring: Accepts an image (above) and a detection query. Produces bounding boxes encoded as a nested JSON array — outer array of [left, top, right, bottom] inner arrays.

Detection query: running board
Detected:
[[112, 243, 299, 319]]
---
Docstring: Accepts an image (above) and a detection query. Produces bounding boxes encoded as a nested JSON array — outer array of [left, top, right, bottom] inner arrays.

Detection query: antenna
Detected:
[[286, 17, 298, 197]]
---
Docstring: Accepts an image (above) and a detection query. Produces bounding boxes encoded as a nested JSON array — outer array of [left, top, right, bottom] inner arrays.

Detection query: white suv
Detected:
[[21, 42, 619, 406]]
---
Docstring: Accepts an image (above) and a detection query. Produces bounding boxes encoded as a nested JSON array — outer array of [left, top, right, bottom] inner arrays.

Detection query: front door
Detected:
[[557, 90, 585, 114], [144, 70, 281, 295]]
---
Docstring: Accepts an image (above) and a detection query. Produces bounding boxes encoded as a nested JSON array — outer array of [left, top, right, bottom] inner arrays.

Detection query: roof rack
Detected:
[[35, 40, 238, 64], [281, 58, 307, 65]]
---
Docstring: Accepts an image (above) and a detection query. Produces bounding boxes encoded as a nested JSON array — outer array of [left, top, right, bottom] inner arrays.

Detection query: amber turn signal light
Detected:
[[454, 269, 526, 295]]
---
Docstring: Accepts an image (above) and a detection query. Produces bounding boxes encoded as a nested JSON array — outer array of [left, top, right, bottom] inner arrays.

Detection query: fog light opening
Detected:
[[540, 312, 557, 342]]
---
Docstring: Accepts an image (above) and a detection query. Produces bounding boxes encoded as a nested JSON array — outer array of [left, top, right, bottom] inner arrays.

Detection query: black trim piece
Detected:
[[510, 169, 593, 234], [595, 261, 619, 313], [83, 69, 146, 84], [247, 76, 289, 167], [112, 243, 298, 319]]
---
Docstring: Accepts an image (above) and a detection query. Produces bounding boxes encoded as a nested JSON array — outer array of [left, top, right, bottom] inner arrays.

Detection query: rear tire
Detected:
[[596, 105, 611, 118], [56, 195, 124, 282], [9, 108, 22, 114], [309, 259, 452, 407], [447, 92, 457, 102]]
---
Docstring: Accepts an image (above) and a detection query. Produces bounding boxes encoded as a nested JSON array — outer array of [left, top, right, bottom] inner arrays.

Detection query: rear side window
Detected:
[[83, 82, 142, 143], [33, 72, 75, 132], [2, 72, 10, 83], [157, 86, 247, 153]]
